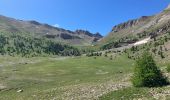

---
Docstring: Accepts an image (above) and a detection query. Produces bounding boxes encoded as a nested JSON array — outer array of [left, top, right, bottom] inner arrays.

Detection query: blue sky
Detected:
[[0, 0, 170, 36]]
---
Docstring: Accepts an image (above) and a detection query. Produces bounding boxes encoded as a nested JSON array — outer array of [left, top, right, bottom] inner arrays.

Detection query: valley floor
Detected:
[[0, 55, 169, 100]]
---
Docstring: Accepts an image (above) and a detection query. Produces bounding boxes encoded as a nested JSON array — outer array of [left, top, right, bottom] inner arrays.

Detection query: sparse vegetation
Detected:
[[86, 52, 102, 57], [100, 36, 139, 50], [100, 41, 120, 50], [99, 87, 151, 100]]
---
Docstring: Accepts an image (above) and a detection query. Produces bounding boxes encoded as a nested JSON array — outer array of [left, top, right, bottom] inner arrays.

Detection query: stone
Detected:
[[17, 89, 23, 93]]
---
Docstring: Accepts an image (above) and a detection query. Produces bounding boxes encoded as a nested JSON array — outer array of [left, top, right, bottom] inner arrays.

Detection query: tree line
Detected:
[[0, 32, 81, 57]]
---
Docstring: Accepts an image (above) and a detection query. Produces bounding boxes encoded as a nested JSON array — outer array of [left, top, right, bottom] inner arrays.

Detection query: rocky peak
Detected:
[[75, 29, 94, 37], [93, 32, 103, 38], [75, 30, 103, 38]]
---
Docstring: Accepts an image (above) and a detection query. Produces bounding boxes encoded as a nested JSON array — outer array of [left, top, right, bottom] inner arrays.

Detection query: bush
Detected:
[[132, 52, 169, 87]]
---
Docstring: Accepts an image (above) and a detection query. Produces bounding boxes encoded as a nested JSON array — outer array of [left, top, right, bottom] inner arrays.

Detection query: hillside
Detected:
[[100, 4, 170, 48], [0, 32, 81, 57], [0, 15, 102, 46]]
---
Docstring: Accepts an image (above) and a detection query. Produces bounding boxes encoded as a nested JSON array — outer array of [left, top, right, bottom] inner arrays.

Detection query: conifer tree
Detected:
[[132, 52, 169, 87]]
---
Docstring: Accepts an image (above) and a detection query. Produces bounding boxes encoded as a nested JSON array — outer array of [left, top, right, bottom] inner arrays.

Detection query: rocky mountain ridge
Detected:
[[101, 4, 170, 44]]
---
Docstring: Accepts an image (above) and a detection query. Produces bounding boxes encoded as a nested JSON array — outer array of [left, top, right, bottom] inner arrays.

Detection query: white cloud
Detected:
[[53, 24, 60, 27]]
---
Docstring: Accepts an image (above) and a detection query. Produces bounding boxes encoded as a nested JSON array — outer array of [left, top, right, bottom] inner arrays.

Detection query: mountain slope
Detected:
[[0, 15, 102, 46], [0, 32, 81, 57], [101, 4, 170, 45]]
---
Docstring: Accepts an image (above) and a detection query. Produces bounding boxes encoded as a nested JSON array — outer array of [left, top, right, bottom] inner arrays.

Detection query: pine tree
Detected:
[[132, 52, 169, 87]]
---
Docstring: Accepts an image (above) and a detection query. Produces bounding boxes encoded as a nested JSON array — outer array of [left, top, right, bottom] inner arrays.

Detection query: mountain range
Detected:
[[0, 15, 102, 46], [1, 4, 170, 48]]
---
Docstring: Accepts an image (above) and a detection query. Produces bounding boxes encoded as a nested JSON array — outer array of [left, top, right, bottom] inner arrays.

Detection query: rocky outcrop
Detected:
[[75, 30, 103, 39], [111, 16, 151, 33], [75, 30, 94, 37], [93, 32, 103, 38]]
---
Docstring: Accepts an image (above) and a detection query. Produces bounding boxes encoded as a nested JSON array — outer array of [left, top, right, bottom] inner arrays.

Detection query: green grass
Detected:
[[0, 54, 169, 100], [0, 55, 135, 100], [99, 87, 153, 100]]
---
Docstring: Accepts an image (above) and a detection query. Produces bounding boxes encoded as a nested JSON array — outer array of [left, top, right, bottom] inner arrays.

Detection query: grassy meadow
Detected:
[[0, 54, 169, 100]]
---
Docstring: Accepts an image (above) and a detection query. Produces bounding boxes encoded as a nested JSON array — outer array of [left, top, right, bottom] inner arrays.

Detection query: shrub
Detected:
[[104, 54, 107, 57], [132, 52, 169, 87]]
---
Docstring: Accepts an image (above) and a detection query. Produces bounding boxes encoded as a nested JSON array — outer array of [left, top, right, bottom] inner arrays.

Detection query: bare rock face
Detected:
[[111, 16, 150, 33]]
